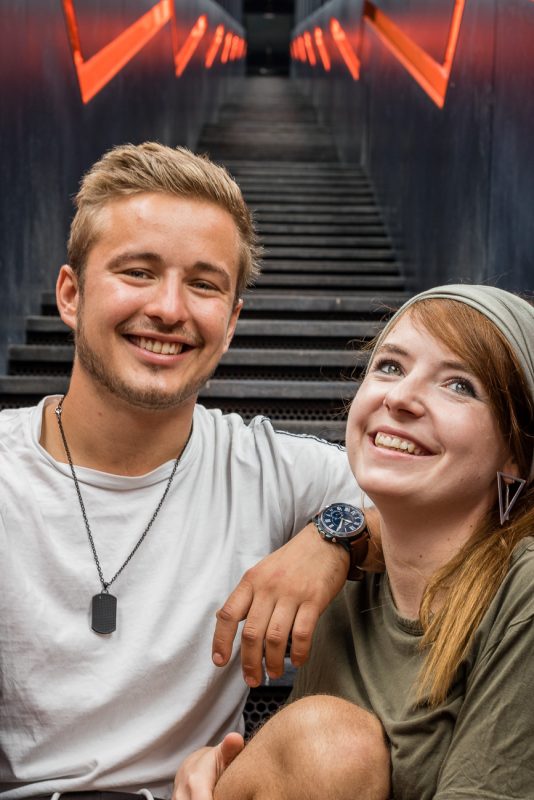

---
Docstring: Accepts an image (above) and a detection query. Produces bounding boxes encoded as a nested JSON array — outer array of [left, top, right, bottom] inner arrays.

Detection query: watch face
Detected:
[[321, 503, 365, 540]]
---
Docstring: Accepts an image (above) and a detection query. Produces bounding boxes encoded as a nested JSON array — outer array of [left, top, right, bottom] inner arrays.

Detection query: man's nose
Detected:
[[144, 277, 188, 325]]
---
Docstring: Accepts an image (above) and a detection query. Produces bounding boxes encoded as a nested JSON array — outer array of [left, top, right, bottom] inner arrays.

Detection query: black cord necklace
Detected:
[[55, 396, 191, 635]]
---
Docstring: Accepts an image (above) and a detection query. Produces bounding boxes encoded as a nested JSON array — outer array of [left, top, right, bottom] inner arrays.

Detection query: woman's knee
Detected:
[[262, 695, 391, 799]]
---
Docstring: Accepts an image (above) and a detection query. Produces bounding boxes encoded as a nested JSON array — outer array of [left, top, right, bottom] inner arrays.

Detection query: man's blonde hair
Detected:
[[68, 142, 261, 299]]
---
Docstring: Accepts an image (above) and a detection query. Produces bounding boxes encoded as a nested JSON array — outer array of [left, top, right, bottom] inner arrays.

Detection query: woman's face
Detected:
[[346, 311, 517, 517]]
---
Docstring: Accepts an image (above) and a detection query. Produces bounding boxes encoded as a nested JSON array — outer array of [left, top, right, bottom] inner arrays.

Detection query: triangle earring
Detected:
[[497, 472, 526, 526]]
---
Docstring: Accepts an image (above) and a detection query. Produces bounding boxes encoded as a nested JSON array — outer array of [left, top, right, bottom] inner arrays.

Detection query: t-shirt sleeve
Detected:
[[267, 426, 360, 539], [434, 546, 534, 799]]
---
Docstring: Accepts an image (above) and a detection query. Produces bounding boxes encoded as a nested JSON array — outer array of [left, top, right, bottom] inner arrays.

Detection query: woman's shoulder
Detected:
[[475, 537, 534, 652], [507, 536, 534, 595]]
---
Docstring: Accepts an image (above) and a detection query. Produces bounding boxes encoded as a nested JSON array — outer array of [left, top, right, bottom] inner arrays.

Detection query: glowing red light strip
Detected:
[[229, 34, 240, 61], [303, 31, 317, 66], [297, 36, 307, 63], [63, 1, 246, 103], [174, 14, 207, 76], [292, 1, 465, 108], [330, 18, 360, 79], [314, 27, 331, 71], [62, 0, 173, 103], [221, 31, 233, 63], [363, 0, 466, 107], [205, 23, 225, 68]]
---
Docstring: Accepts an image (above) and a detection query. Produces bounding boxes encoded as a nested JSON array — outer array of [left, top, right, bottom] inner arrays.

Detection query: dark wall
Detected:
[[292, 0, 534, 293], [0, 0, 245, 371], [245, 12, 293, 74]]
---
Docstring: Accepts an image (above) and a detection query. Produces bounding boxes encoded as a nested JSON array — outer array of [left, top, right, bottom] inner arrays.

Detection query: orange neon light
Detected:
[[363, 0, 466, 108], [205, 24, 225, 68], [221, 31, 233, 63], [292, 2, 465, 108], [174, 14, 207, 76], [62, 0, 173, 103], [229, 34, 240, 61], [314, 27, 331, 71], [62, 1, 245, 102], [330, 18, 360, 79], [303, 31, 317, 66]]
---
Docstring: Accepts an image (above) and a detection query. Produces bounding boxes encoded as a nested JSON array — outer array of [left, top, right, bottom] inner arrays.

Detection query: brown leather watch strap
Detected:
[[347, 531, 370, 581]]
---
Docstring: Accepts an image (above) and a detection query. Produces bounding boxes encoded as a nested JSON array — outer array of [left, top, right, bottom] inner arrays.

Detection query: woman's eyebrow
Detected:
[[377, 343, 476, 375], [374, 343, 408, 357], [440, 359, 475, 374]]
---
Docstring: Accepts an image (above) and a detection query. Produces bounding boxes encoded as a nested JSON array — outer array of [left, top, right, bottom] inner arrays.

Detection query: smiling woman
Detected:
[[195, 283, 534, 800], [286, 284, 534, 799]]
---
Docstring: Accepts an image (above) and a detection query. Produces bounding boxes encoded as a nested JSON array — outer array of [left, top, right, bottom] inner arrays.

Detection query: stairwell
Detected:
[[1, 77, 407, 445], [0, 76, 407, 733]]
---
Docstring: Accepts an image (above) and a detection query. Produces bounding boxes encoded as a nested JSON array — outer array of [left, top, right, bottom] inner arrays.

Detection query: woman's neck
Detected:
[[376, 501, 484, 619]]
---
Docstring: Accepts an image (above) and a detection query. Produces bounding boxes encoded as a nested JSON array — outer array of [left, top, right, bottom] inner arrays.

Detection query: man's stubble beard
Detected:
[[74, 304, 215, 411]]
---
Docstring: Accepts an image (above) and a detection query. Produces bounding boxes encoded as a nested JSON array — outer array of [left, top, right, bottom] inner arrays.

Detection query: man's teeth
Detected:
[[137, 337, 183, 355], [374, 432, 425, 456]]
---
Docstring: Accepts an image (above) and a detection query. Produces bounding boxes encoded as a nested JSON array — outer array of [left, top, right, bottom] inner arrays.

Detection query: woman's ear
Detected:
[[56, 265, 80, 332], [500, 454, 521, 481]]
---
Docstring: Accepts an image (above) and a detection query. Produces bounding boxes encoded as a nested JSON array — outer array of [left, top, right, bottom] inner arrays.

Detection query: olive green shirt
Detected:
[[291, 538, 534, 799]]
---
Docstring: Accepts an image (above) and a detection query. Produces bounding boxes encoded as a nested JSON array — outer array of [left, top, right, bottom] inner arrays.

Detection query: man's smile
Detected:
[[127, 334, 194, 356]]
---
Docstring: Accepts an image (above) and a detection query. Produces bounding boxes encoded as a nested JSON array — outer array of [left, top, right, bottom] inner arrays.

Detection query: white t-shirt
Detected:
[[0, 397, 357, 799]]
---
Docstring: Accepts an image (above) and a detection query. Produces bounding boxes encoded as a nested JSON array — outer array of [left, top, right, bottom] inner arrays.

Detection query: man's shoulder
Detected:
[[0, 404, 34, 442], [194, 404, 347, 459]]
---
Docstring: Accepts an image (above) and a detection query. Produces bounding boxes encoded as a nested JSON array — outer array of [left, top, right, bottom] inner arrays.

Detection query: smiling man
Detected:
[[0, 142, 360, 800]]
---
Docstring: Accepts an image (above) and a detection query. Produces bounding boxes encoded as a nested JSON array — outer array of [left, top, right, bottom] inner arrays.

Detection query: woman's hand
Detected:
[[173, 733, 245, 800]]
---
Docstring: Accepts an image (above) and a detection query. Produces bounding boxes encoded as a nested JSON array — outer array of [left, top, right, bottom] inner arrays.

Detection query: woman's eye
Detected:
[[447, 378, 477, 397], [373, 359, 403, 376]]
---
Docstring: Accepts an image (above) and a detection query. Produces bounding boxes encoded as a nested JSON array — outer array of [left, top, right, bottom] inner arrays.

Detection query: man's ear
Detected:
[[223, 297, 243, 353], [56, 265, 80, 332]]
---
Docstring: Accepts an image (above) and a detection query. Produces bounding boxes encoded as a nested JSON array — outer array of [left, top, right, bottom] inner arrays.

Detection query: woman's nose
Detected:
[[382, 376, 426, 417]]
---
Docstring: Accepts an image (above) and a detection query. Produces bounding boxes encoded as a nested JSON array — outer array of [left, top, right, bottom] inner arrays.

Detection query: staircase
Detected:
[[1, 78, 407, 446], [0, 77, 407, 733]]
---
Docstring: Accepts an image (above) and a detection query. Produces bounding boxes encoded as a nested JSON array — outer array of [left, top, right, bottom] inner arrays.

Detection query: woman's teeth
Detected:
[[136, 337, 183, 355], [374, 432, 425, 456]]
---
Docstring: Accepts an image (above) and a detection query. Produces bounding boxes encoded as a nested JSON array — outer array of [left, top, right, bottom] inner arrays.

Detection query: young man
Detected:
[[0, 143, 358, 800]]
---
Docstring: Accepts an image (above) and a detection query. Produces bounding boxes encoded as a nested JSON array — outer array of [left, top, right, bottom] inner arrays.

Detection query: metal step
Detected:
[[24, 316, 382, 339], [255, 274, 405, 289], [8, 344, 368, 373]]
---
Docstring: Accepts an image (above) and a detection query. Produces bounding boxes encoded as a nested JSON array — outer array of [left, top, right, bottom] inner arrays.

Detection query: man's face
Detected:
[[58, 192, 242, 411]]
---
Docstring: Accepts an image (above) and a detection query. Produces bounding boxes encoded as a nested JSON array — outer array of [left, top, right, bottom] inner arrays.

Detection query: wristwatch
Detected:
[[312, 503, 369, 581]]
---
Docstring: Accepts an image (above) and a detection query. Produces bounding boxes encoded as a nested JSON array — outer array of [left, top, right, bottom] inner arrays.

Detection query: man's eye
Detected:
[[373, 358, 402, 376], [193, 280, 218, 291], [447, 378, 477, 397], [126, 269, 149, 279]]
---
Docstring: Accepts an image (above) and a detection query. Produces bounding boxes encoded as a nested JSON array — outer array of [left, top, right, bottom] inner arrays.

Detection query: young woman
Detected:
[[174, 284, 534, 800]]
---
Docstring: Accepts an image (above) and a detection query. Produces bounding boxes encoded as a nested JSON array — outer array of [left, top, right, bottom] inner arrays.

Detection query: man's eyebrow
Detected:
[[108, 252, 163, 269], [190, 261, 232, 291]]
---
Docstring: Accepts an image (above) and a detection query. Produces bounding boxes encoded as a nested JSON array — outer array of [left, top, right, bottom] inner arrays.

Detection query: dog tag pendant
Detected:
[[91, 593, 117, 634]]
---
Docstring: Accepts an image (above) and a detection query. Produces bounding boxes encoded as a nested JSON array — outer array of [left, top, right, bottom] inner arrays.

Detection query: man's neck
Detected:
[[40, 380, 195, 476]]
